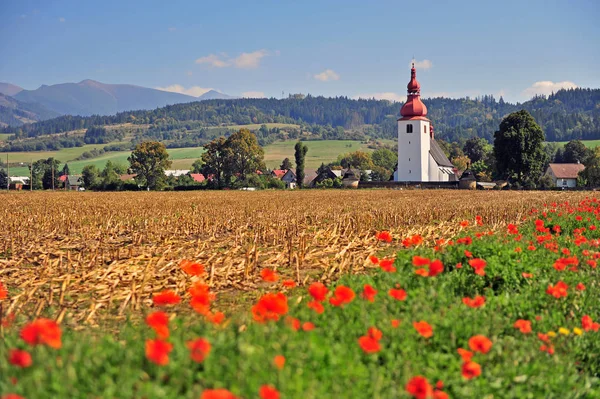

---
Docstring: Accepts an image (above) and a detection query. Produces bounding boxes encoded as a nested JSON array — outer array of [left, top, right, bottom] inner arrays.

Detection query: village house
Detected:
[[545, 163, 585, 188], [67, 175, 84, 191]]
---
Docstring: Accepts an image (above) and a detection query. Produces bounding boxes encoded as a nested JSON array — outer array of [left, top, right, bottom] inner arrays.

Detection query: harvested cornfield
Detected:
[[0, 190, 591, 325]]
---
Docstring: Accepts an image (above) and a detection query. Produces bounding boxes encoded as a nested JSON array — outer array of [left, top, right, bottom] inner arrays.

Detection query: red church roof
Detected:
[[400, 63, 428, 119], [190, 173, 206, 183]]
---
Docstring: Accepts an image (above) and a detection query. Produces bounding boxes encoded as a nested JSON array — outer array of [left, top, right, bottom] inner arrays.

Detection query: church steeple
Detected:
[[400, 64, 428, 118]]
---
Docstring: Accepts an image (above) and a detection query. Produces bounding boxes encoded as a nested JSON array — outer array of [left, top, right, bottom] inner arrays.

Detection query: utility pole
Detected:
[[30, 160, 33, 191], [6, 154, 9, 190], [52, 164, 55, 191]]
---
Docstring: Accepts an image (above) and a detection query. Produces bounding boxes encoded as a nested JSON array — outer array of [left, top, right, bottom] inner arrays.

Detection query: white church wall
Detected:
[[397, 119, 430, 181]]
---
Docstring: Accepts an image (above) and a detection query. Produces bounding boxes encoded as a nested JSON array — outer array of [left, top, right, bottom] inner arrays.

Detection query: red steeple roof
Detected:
[[400, 63, 428, 118]]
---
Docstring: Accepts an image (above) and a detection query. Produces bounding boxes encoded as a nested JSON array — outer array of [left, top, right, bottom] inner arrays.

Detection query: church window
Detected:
[[409, 158, 410, 161], [424, 125, 427, 133], [406, 124, 413, 133]]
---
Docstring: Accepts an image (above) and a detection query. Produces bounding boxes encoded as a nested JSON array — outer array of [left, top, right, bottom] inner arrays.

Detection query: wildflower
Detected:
[[329, 286, 355, 307], [468, 335, 492, 354], [152, 290, 181, 307], [287, 317, 301, 331], [358, 333, 381, 353], [180, 260, 206, 276], [252, 293, 288, 323], [391, 319, 401, 328], [187, 338, 211, 363], [379, 258, 397, 272], [0, 282, 7, 300], [468, 258, 487, 276], [515, 247, 522, 253], [282, 280, 296, 288], [573, 327, 583, 336], [460, 220, 469, 227], [461, 361, 482, 379], [537, 333, 550, 343], [308, 282, 328, 302], [369, 255, 379, 264], [273, 355, 285, 370], [207, 311, 225, 325], [540, 344, 555, 355], [462, 295, 485, 308], [455, 262, 462, 269], [405, 376, 433, 399], [8, 349, 32, 368], [546, 281, 568, 298], [412, 256, 430, 267], [576, 283, 586, 291], [464, 250, 473, 258], [307, 300, 324, 314], [145, 311, 170, 339], [582, 315, 600, 332], [201, 389, 238, 399], [522, 272, 533, 278], [20, 318, 62, 349], [259, 385, 280, 399], [145, 339, 172, 366], [261, 269, 278, 282], [189, 282, 215, 315], [457, 348, 473, 362], [427, 260, 444, 277], [413, 321, 433, 338], [362, 284, 378, 302], [547, 331, 557, 338], [302, 322, 315, 331], [376, 231, 392, 243], [403, 234, 423, 247], [389, 288, 407, 301], [514, 319, 532, 334], [434, 390, 449, 399], [1, 395, 26, 399]]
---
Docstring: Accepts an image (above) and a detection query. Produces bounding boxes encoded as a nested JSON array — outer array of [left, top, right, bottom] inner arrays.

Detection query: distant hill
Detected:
[[0, 82, 23, 96], [3, 88, 599, 144], [0, 93, 59, 127], [13, 79, 205, 117], [198, 90, 237, 100]]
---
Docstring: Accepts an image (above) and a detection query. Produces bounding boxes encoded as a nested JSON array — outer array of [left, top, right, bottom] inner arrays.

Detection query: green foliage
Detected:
[[494, 110, 548, 184], [562, 140, 592, 164], [337, 151, 374, 170], [128, 141, 172, 190], [84, 126, 123, 144], [81, 165, 100, 190], [0, 168, 7, 189], [224, 129, 265, 182], [537, 173, 555, 189], [370, 166, 392, 182], [279, 157, 293, 170], [451, 155, 470, 172], [294, 142, 308, 189], [579, 147, 600, 187], [371, 148, 396, 171], [462, 137, 491, 163], [191, 159, 204, 174]]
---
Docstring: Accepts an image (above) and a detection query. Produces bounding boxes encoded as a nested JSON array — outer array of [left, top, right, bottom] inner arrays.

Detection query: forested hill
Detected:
[[3, 88, 599, 143]]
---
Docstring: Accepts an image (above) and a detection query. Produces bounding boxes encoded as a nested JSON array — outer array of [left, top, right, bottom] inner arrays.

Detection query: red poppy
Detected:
[[282, 280, 296, 288], [362, 284, 378, 302], [540, 344, 555, 355], [513, 319, 532, 334], [273, 355, 285, 369], [405, 376, 433, 399], [391, 319, 401, 328], [576, 283, 586, 291], [152, 290, 181, 307], [468, 335, 492, 354], [537, 333, 550, 343], [0, 282, 7, 300], [415, 268, 429, 277], [521, 272, 533, 278], [308, 282, 328, 302], [180, 260, 206, 276], [187, 338, 211, 363], [145, 339, 173, 366], [1, 395, 26, 399], [302, 322, 315, 331], [261, 269, 278, 282], [259, 385, 280, 399], [515, 247, 522, 253], [434, 390, 449, 399], [427, 260, 444, 277], [201, 389, 238, 399], [145, 311, 169, 339], [252, 293, 289, 323], [20, 318, 62, 349], [546, 281, 568, 298], [464, 250, 473, 258], [189, 282, 215, 314], [457, 347, 473, 362], [287, 317, 301, 331], [460, 220, 469, 227], [8, 349, 32, 368], [413, 321, 433, 338], [468, 258, 487, 276], [462, 295, 485, 308], [358, 335, 381, 353], [329, 286, 355, 307], [387, 286, 407, 300], [376, 231, 393, 242], [379, 258, 397, 272], [307, 300, 324, 314], [461, 361, 482, 379], [412, 256, 430, 267], [369, 255, 379, 264], [582, 315, 600, 332], [207, 311, 225, 325], [403, 234, 424, 247]]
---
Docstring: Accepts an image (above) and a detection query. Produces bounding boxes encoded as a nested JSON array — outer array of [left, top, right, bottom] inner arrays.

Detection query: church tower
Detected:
[[396, 63, 431, 182]]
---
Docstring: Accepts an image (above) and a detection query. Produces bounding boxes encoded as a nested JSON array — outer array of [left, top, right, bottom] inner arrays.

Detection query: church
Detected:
[[394, 64, 455, 182]]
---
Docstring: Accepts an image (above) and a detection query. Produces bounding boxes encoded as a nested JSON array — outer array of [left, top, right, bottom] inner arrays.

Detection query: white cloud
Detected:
[[195, 49, 270, 69], [195, 54, 230, 68], [59, 17, 66, 23], [241, 91, 266, 98], [522, 80, 577, 98], [353, 92, 406, 102], [234, 49, 269, 69], [155, 84, 214, 97], [411, 59, 432, 70], [314, 69, 340, 82]]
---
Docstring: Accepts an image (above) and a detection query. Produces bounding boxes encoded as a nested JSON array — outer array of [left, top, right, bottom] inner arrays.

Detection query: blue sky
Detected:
[[1, 0, 598, 103]]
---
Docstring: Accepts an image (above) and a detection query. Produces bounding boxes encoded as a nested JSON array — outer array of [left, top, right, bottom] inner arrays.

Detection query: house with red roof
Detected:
[[545, 163, 585, 188]]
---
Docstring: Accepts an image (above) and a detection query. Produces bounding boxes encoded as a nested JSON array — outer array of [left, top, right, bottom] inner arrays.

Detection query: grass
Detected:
[[0, 197, 599, 398], [551, 139, 600, 148], [207, 123, 300, 131]]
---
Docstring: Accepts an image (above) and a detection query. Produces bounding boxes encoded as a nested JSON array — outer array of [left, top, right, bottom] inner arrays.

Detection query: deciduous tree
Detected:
[[128, 141, 172, 190]]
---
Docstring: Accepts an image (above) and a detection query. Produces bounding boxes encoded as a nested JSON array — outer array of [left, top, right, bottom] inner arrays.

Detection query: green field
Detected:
[[3, 139, 395, 176], [207, 123, 300, 131], [553, 139, 600, 148]]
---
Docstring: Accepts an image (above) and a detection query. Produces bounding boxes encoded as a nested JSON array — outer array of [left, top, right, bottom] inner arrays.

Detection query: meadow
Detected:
[[0, 190, 599, 398]]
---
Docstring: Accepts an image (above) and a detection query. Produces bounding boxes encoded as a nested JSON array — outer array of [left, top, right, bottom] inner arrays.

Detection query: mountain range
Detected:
[[0, 80, 234, 126]]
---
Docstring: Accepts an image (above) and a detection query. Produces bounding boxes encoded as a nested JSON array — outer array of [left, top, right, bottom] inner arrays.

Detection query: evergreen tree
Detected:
[[280, 157, 293, 170], [294, 141, 308, 189], [0, 169, 7, 189]]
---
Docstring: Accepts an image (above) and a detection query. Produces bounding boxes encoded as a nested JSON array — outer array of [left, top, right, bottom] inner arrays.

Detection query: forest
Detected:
[[1, 88, 599, 149]]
